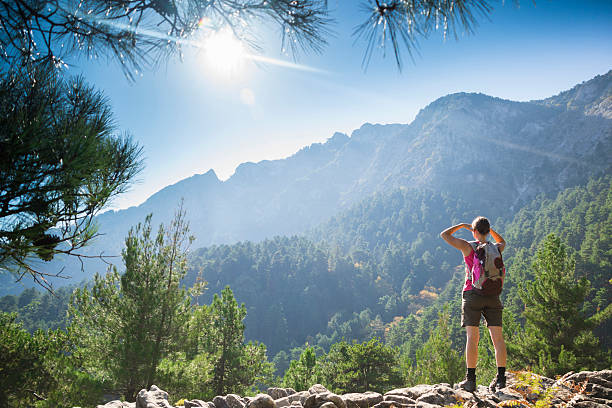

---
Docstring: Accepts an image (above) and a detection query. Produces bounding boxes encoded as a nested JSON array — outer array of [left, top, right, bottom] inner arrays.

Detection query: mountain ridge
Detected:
[[3, 70, 610, 292]]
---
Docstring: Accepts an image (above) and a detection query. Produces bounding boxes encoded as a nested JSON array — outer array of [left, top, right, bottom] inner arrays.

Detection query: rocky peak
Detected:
[[94, 370, 611, 408]]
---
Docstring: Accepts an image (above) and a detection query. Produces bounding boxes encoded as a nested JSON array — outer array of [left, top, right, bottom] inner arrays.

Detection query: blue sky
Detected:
[[76, 0, 612, 211]]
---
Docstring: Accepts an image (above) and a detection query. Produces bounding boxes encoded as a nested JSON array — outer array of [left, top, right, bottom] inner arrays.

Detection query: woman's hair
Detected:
[[472, 216, 490, 235]]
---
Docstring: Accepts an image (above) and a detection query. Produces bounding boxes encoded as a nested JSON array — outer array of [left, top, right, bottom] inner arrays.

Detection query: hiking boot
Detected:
[[489, 375, 506, 392], [458, 377, 476, 392]]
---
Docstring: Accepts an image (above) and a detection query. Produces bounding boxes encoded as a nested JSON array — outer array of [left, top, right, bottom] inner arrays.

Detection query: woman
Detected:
[[440, 216, 507, 392]]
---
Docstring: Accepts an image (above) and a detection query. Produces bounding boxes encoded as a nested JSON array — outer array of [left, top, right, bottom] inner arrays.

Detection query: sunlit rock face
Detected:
[[14, 71, 610, 291]]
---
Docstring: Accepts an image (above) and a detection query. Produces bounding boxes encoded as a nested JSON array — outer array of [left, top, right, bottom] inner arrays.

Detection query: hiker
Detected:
[[440, 216, 507, 392]]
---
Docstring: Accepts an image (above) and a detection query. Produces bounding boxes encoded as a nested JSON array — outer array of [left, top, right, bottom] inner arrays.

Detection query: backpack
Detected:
[[468, 241, 505, 296]]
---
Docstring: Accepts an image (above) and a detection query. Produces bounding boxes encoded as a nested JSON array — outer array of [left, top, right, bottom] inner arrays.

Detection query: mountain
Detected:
[[2, 70, 610, 293]]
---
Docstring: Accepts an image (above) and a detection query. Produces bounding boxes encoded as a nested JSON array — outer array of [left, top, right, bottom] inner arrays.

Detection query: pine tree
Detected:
[[283, 346, 317, 390], [69, 206, 197, 400], [406, 307, 463, 386], [516, 234, 610, 376], [0, 63, 143, 291], [317, 338, 402, 394]]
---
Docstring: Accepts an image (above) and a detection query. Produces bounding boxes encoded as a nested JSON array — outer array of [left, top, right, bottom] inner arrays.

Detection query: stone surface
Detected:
[[275, 397, 291, 408], [115, 369, 612, 408], [309, 385, 330, 395], [382, 395, 416, 405], [372, 401, 415, 408], [226, 394, 246, 408], [385, 385, 434, 400], [289, 391, 310, 405], [184, 400, 207, 408], [414, 385, 459, 407], [213, 396, 230, 408], [342, 392, 383, 408], [136, 385, 173, 408], [268, 388, 289, 400], [247, 394, 275, 408], [97, 401, 134, 408]]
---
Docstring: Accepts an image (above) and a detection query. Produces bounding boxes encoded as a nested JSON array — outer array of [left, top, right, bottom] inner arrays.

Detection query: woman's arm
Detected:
[[489, 228, 506, 253], [440, 223, 473, 257]]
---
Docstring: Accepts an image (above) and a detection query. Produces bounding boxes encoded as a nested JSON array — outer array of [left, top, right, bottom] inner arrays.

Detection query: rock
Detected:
[[567, 393, 610, 408], [496, 389, 524, 402], [309, 385, 330, 395], [414, 402, 438, 408], [184, 400, 207, 408], [97, 401, 133, 408], [136, 385, 173, 408], [320, 403, 336, 408], [286, 389, 297, 396], [275, 397, 291, 408], [289, 391, 310, 405], [342, 392, 383, 408], [304, 392, 347, 408], [415, 385, 459, 407], [226, 395, 246, 408], [385, 385, 433, 401], [213, 396, 230, 408], [382, 395, 416, 405], [268, 388, 289, 400], [247, 394, 275, 408], [322, 393, 346, 408], [372, 401, 414, 408]]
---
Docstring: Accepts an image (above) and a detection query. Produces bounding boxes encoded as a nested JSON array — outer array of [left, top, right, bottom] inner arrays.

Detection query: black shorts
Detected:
[[461, 290, 503, 327]]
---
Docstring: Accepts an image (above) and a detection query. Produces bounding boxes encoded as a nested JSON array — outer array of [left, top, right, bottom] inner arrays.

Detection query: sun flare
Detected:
[[201, 28, 247, 77]]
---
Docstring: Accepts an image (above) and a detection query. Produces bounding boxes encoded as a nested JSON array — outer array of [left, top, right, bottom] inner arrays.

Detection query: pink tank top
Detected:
[[463, 248, 476, 292]]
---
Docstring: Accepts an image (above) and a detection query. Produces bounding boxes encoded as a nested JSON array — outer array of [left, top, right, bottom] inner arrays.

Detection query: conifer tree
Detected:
[[317, 338, 402, 393], [516, 234, 610, 376], [0, 63, 143, 290], [283, 346, 317, 390], [69, 206, 197, 400], [405, 307, 463, 386]]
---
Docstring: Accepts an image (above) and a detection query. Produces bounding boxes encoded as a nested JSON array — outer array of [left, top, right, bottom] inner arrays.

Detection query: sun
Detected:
[[200, 28, 248, 77]]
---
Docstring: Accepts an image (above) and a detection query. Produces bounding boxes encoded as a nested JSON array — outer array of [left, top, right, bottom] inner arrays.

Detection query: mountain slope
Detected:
[[3, 70, 610, 292]]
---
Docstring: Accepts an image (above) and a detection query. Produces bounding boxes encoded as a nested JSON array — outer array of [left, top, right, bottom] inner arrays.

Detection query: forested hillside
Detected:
[[3, 177, 610, 406], [4, 71, 609, 294]]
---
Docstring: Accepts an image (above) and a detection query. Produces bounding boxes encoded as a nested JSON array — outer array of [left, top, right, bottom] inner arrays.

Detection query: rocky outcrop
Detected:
[[94, 370, 612, 408]]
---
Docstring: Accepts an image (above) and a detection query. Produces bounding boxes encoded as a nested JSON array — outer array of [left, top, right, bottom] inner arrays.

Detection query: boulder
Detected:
[[136, 385, 173, 408], [385, 385, 434, 400], [275, 397, 291, 408], [319, 403, 336, 408], [226, 394, 246, 408], [304, 392, 347, 408], [268, 388, 289, 400], [184, 400, 207, 408], [304, 394, 317, 408], [382, 395, 416, 405], [289, 391, 310, 405], [322, 393, 346, 408], [414, 402, 439, 408], [309, 385, 330, 395], [247, 394, 275, 408], [414, 385, 458, 407], [372, 401, 414, 408], [213, 396, 230, 408], [342, 392, 383, 408], [97, 401, 134, 408], [566, 393, 609, 408]]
